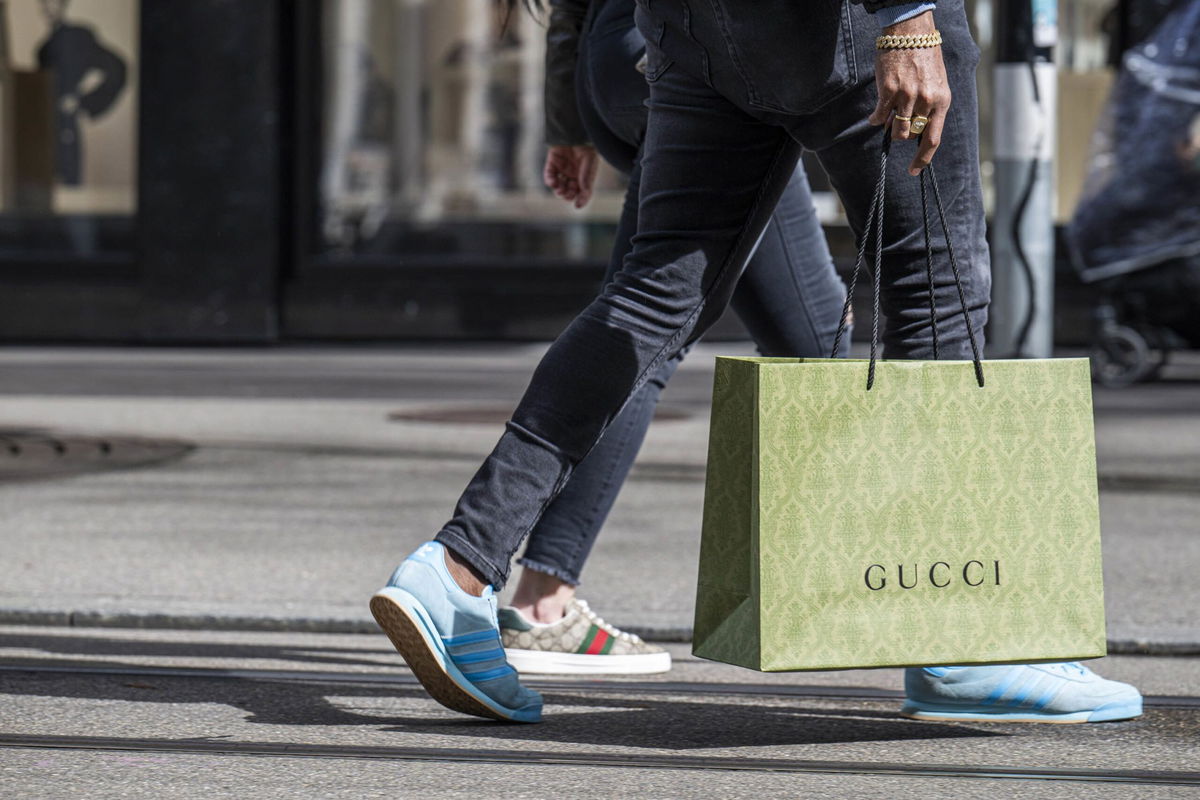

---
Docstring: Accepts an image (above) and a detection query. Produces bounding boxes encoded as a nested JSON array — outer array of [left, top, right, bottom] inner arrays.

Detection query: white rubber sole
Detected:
[[504, 647, 672, 675]]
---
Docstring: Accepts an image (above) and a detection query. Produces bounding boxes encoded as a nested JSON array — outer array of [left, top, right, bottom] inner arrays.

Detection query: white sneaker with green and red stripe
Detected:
[[498, 598, 671, 675]]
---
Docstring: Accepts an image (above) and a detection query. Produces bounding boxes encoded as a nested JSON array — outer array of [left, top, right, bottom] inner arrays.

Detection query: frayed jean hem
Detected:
[[515, 556, 582, 587]]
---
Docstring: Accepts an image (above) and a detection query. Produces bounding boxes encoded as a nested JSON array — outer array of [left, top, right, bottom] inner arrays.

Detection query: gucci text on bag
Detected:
[[865, 560, 1002, 591]]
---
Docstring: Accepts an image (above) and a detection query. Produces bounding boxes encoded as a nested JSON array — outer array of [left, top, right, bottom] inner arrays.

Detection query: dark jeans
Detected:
[[437, 0, 990, 588], [517, 0, 847, 586]]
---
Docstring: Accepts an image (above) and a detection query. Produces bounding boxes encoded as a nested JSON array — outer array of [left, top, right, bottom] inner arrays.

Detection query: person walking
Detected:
[[499, 0, 851, 676], [370, 0, 1142, 725]]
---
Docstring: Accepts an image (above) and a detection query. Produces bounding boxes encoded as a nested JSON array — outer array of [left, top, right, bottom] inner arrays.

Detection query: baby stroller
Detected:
[[1065, 0, 1200, 387], [1087, 257, 1200, 386]]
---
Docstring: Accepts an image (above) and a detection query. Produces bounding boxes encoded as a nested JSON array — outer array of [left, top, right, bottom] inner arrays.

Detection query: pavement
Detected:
[[0, 344, 1196, 649], [2, 627, 1198, 798], [0, 344, 1198, 797]]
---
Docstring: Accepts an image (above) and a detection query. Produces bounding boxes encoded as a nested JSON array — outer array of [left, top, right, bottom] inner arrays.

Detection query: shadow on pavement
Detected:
[[0, 662, 1004, 750], [0, 631, 395, 669], [387, 694, 1007, 749]]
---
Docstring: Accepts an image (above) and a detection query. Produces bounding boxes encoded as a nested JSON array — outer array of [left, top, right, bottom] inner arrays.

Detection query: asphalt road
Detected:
[[1, 627, 1198, 799]]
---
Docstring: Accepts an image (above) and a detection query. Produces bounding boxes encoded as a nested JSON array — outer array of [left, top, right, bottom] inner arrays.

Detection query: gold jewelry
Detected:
[[893, 114, 912, 121], [875, 31, 943, 50], [910, 115, 929, 133]]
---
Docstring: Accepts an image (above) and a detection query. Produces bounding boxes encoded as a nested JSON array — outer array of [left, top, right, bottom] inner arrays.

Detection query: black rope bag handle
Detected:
[[829, 129, 985, 391]]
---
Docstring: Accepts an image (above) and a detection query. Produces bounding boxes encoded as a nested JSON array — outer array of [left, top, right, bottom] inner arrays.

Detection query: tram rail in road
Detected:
[[0, 733, 1196, 787], [2, 661, 1198, 787]]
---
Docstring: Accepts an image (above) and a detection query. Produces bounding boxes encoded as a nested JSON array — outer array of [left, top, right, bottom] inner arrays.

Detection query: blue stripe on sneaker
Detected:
[[452, 647, 505, 665], [1031, 683, 1062, 711], [982, 667, 1025, 706], [443, 629, 499, 647], [1008, 671, 1058, 709], [1020, 674, 1054, 708], [461, 664, 515, 681], [1008, 681, 1035, 708], [1005, 670, 1046, 708]]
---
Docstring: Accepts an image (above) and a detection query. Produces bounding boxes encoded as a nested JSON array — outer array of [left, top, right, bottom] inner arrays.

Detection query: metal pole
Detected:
[[990, 0, 1057, 358], [0, 1, 14, 210]]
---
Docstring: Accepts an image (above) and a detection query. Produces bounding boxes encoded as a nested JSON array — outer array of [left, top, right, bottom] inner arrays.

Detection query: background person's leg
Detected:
[[514, 365, 677, 591], [730, 163, 848, 358], [435, 60, 802, 590], [516, 162, 679, 599], [515, 17, 677, 606]]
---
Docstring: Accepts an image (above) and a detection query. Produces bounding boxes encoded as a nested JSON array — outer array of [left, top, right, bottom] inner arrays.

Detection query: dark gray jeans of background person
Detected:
[[437, 0, 991, 588], [517, 0, 848, 586]]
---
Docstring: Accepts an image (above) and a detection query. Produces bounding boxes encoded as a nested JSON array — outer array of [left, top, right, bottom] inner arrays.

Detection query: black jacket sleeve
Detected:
[[852, 0, 934, 12], [544, 0, 591, 146]]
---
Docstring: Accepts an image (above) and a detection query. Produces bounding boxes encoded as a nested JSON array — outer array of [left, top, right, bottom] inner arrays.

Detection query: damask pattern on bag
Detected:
[[694, 357, 1106, 672]]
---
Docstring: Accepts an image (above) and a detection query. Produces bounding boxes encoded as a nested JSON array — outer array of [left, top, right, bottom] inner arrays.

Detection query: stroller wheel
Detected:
[[1147, 347, 1171, 381], [1091, 324, 1152, 387]]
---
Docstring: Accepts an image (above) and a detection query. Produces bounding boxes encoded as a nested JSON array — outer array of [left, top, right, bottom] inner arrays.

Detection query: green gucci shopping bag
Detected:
[[692, 147, 1107, 672]]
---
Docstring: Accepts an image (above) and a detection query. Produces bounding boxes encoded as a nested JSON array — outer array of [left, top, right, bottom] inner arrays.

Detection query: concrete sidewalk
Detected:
[[0, 345, 1197, 650]]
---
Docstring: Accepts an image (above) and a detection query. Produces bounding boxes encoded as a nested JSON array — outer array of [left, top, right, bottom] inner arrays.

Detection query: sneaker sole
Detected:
[[900, 698, 1143, 724], [505, 647, 672, 675], [370, 588, 541, 723]]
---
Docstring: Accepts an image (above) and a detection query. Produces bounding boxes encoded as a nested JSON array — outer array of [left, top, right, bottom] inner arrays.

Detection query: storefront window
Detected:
[[315, 0, 1127, 263], [1056, 0, 1118, 220], [967, 0, 1118, 218], [0, 0, 138, 257], [316, 0, 631, 263]]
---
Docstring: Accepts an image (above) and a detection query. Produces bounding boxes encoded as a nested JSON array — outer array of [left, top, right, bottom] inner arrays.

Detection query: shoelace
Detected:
[[573, 599, 642, 644], [486, 593, 500, 628], [1045, 662, 1090, 677]]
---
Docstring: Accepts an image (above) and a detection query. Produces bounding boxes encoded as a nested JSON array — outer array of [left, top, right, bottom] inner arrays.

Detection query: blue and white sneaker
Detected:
[[370, 541, 542, 723], [902, 663, 1143, 723]]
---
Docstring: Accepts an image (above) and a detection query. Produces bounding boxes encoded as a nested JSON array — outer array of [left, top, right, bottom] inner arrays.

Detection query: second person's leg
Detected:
[[512, 163, 680, 621], [730, 164, 848, 358]]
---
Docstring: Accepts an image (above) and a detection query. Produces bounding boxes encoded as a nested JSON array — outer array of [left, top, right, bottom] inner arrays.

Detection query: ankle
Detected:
[[443, 548, 489, 597], [510, 569, 576, 624], [514, 596, 570, 625]]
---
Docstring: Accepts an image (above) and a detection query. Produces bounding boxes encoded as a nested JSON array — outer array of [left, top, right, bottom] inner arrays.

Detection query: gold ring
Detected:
[[893, 114, 912, 122], [910, 115, 929, 133]]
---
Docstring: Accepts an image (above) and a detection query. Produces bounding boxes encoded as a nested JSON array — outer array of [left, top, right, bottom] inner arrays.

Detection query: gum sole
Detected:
[[370, 593, 508, 722], [901, 710, 1091, 724]]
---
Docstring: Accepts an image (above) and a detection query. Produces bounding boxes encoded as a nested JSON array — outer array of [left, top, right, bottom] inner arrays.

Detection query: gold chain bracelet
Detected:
[[875, 31, 943, 50]]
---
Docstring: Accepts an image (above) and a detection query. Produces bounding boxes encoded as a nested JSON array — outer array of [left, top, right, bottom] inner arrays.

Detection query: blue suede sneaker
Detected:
[[370, 541, 542, 723], [902, 663, 1143, 723]]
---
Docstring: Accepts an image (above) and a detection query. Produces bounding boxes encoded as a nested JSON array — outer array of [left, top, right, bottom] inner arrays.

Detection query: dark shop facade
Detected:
[[0, 0, 1122, 344]]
